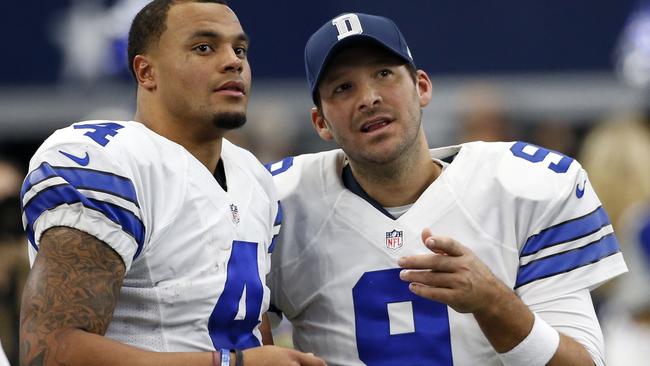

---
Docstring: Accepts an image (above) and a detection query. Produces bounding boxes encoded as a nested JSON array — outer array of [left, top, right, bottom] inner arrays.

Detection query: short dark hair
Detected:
[[127, 0, 228, 81]]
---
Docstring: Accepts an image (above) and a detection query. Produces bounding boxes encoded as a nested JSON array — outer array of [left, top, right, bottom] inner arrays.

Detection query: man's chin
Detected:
[[212, 112, 247, 130]]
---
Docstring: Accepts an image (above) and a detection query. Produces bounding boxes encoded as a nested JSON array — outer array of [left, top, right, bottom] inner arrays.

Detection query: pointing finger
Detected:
[[426, 236, 465, 257], [399, 269, 457, 287], [398, 252, 459, 271]]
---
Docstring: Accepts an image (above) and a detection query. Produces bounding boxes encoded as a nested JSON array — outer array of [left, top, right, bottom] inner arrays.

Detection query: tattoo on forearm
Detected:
[[20, 227, 126, 366]]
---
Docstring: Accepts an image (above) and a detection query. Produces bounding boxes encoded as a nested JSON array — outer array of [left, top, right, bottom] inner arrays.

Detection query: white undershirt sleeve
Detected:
[[528, 288, 605, 366]]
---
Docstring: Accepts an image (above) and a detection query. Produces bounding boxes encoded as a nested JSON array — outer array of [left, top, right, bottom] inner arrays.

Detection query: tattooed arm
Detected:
[[19, 226, 215, 366], [19, 227, 326, 366]]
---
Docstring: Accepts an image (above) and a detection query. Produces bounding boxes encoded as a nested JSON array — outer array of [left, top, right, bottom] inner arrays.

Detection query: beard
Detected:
[[212, 111, 247, 130]]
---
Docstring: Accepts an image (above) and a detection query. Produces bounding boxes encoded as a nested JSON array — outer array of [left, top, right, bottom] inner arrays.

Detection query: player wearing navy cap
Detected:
[[266, 12, 627, 365]]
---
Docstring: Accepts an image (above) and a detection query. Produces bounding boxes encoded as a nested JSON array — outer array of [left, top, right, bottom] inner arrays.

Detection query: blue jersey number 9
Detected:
[[509, 141, 573, 173], [353, 268, 453, 365]]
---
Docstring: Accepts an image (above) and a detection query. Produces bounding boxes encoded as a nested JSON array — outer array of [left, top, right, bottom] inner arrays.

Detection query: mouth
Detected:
[[360, 116, 394, 133], [214, 80, 246, 96]]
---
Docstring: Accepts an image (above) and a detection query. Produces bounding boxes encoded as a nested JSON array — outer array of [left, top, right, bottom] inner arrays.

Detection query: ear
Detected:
[[415, 70, 433, 108], [133, 55, 156, 91], [311, 107, 333, 141]]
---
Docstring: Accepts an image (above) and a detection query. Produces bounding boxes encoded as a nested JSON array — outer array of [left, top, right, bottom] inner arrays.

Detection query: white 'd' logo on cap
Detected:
[[332, 13, 363, 41]]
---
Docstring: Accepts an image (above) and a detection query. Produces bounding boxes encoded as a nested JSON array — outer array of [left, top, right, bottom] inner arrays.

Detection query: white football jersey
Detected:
[[0, 339, 9, 366], [21, 121, 280, 352], [267, 141, 628, 366]]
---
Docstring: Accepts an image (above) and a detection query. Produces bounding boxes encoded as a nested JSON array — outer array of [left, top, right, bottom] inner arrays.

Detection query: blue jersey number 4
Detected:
[[74, 122, 124, 147], [208, 241, 264, 349], [353, 269, 453, 365]]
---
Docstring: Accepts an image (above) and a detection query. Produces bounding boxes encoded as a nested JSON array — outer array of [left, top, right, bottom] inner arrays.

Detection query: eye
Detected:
[[234, 46, 248, 58], [378, 69, 393, 78], [193, 44, 214, 54], [333, 83, 351, 94]]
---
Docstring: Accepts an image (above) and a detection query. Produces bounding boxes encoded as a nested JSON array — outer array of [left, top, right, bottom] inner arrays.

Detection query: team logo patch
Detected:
[[385, 230, 403, 250], [230, 204, 240, 225]]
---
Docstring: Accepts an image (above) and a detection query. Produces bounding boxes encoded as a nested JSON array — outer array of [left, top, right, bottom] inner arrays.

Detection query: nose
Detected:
[[220, 46, 243, 74], [356, 81, 382, 112]]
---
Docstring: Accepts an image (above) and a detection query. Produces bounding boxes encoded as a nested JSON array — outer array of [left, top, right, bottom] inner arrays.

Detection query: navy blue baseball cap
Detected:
[[305, 13, 415, 103]]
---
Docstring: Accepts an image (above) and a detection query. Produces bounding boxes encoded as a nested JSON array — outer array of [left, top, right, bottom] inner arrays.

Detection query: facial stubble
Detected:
[[212, 111, 247, 130]]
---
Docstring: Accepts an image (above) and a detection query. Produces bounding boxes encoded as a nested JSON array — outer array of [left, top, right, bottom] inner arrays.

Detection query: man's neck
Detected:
[[348, 138, 441, 208], [134, 109, 224, 174]]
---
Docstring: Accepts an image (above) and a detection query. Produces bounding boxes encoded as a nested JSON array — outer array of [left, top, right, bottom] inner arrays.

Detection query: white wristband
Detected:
[[497, 313, 560, 366]]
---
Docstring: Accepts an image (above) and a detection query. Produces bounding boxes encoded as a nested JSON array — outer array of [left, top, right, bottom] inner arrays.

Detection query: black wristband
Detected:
[[234, 349, 243, 366]]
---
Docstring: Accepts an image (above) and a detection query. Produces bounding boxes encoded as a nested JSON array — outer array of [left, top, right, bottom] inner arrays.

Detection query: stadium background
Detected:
[[1, 0, 649, 365]]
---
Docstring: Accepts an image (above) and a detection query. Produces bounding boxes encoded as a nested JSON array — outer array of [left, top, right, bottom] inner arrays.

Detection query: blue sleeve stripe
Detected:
[[24, 184, 145, 258], [264, 157, 294, 176], [268, 235, 278, 253], [521, 207, 610, 256], [21, 162, 139, 207], [515, 233, 620, 288], [20, 163, 58, 200], [274, 201, 283, 226]]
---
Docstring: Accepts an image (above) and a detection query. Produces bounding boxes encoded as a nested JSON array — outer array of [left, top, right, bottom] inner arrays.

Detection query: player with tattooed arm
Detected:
[[18, 1, 324, 365]]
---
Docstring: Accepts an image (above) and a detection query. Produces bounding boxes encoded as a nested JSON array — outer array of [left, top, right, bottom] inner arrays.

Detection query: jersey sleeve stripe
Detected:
[[521, 206, 610, 256], [519, 225, 614, 266], [20, 163, 58, 200], [21, 163, 140, 207], [23, 184, 145, 258], [515, 233, 620, 288], [264, 157, 294, 176]]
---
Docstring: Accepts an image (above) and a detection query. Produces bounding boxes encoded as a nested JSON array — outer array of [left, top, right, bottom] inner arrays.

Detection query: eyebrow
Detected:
[[188, 30, 249, 44], [321, 71, 344, 88], [322, 55, 405, 84]]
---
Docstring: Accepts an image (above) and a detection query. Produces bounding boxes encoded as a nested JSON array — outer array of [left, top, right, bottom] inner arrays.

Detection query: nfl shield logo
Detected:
[[385, 230, 403, 250], [230, 204, 240, 224]]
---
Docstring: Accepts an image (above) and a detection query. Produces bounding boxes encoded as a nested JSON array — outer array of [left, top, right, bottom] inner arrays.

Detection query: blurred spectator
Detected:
[[457, 83, 516, 143], [50, 0, 149, 85], [616, 0, 650, 89], [0, 160, 22, 202], [531, 118, 579, 157], [601, 203, 650, 366], [579, 115, 650, 231], [228, 97, 304, 164], [0, 159, 29, 366], [579, 113, 650, 365]]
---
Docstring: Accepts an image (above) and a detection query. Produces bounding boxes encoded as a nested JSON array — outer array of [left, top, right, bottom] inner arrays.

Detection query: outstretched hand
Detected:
[[397, 228, 511, 314]]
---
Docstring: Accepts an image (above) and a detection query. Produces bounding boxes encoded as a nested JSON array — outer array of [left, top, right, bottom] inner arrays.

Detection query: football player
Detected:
[[266, 12, 627, 366], [18, 1, 324, 365]]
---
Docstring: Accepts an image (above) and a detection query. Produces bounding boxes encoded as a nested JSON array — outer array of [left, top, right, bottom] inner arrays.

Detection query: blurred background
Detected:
[[2, 0, 650, 365]]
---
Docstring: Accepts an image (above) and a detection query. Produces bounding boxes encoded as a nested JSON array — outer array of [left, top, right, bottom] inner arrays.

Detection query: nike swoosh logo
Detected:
[[59, 150, 90, 166], [576, 179, 587, 198]]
